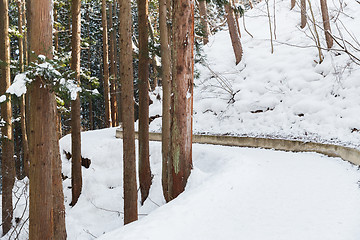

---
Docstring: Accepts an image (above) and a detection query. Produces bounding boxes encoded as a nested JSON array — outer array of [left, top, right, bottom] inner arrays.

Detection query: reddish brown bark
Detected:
[[159, 0, 172, 202], [102, 0, 111, 127], [138, 0, 152, 205], [320, 0, 333, 49], [0, 0, 15, 234], [118, 0, 138, 224], [28, 0, 66, 238], [300, 0, 306, 29], [109, 2, 118, 127], [199, 0, 210, 44], [225, 3, 243, 65], [291, 0, 295, 9], [70, 0, 82, 207], [169, 0, 194, 200]]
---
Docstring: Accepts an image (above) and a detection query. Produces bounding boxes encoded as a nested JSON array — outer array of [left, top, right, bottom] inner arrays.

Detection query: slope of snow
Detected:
[[149, 0, 360, 148]]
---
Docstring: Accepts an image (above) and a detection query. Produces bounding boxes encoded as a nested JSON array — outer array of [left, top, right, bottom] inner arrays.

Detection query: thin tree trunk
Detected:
[[225, 3, 243, 65], [18, 0, 30, 179], [232, 0, 241, 38], [159, 0, 172, 202], [54, 2, 59, 52], [20, 95, 30, 177], [169, 0, 194, 200], [102, 0, 111, 127], [118, 0, 138, 224], [138, 0, 152, 205], [86, 5, 94, 130], [109, 2, 118, 127], [0, 0, 15, 234], [300, 0, 306, 28], [52, 107, 67, 240], [198, 0, 210, 44], [70, 0, 82, 207], [320, 0, 333, 49], [291, 0, 295, 9]]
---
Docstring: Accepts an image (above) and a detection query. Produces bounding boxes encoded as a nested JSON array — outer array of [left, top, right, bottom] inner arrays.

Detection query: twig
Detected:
[[242, 14, 254, 38], [83, 229, 98, 238]]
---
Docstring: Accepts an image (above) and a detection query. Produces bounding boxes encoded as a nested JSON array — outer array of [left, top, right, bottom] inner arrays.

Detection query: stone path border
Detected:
[[115, 129, 360, 166]]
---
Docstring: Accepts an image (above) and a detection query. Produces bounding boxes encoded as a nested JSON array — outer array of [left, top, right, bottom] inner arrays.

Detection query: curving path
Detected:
[[115, 129, 360, 166]]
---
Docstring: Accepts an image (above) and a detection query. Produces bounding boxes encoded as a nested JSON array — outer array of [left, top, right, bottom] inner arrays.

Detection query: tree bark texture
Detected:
[[300, 0, 306, 29], [169, 0, 194, 200], [320, 0, 333, 49], [138, 0, 152, 205], [291, 0, 295, 9], [102, 0, 111, 127], [159, 0, 172, 202], [0, 0, 15, 234], [70, 0, 82, 207], [109, 2, 118, 127], [54, 2, 59, 52], [225, 3, 243, 65], [118, 0, 138, 224], [28, 0, 66, 238], [198, 0, 210, 44], [18, 0, 30, 179]]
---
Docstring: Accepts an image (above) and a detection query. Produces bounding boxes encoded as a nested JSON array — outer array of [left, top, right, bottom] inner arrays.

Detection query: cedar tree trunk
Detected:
[[159, 0, 172, 202], [199, 0, 210, 44], [70, 0, 82, 207], [102, 0, 111, 127], [225, 3, 243, 65], [118, 0, 138, 224], [28, 0, 66, 238], [169, 0, 194, 200], [138, 0, 152, 205], [109, 2, 118, 127], [320, 0, 333, 49], [0, 0, 15, 234]]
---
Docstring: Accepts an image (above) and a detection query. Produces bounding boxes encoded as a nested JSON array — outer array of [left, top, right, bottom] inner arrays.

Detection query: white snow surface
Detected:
[[2, 0, 360, 239], [64, 128, 360, 240], [148, 0, 360, 148]]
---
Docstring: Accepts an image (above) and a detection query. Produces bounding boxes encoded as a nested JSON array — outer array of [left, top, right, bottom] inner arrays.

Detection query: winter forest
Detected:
[[1, 0, 360, 239]]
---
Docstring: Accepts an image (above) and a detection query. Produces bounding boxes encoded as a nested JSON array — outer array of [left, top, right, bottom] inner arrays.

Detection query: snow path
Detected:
[[59, 128, 360, 240]]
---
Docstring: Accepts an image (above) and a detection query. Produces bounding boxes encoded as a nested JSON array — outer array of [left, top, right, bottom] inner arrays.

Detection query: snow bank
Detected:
[[149, 0, 360, 148]]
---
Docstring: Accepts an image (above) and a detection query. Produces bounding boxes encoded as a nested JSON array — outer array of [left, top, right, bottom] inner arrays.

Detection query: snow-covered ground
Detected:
[[2, 0, 360, 239], [149, 0, 360, 147], [63, 128, 360, 240]]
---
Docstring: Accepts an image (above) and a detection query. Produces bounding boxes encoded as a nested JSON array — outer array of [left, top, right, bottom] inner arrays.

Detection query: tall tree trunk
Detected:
[[70, 0, 82, 207], [109, 2, 118, 127], [86, 5, 94, 130], [118, 0, 138, 224], [225, 3, 243, 65], [320, 0, 333, 49], [54, 2, 59, 52], [52, 108, 67, 240], [28, 0, 66, 238], [20, 95, 29, 177], [159, 0, 172, 202], [17, 0, 30, 179], [102, 0, 111, 127], [138, 0, 152, 205], [0, 0, 15, 234], [169, 0, 194, 200], [198, 0, 210, 44], [300, 0, 306, 29]]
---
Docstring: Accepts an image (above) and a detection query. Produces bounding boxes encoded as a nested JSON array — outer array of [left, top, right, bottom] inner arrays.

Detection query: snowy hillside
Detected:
[[149, 0, 360, 147]]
